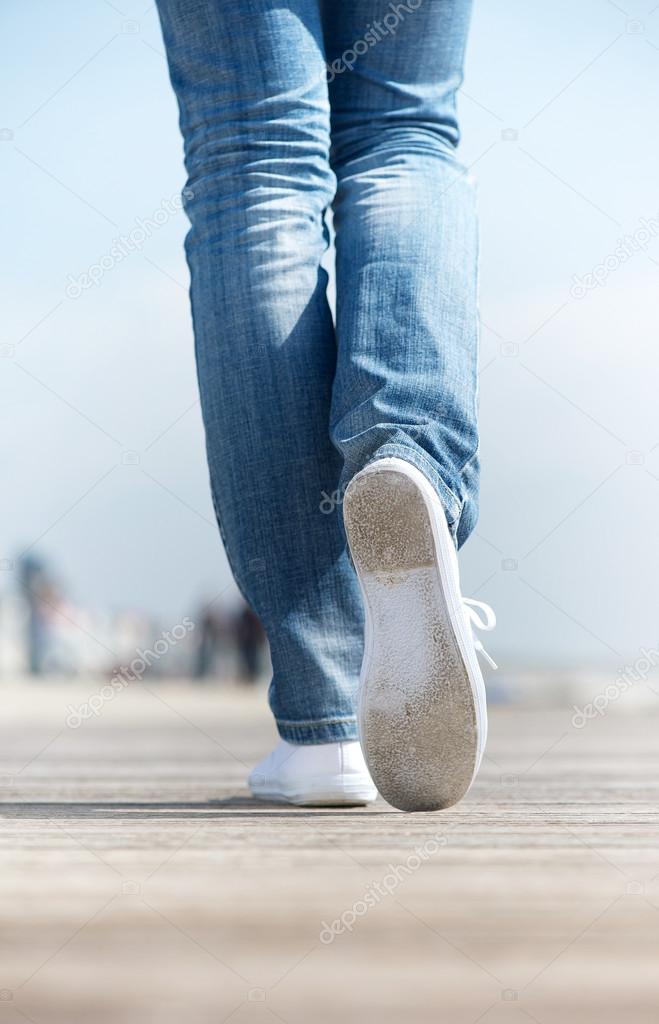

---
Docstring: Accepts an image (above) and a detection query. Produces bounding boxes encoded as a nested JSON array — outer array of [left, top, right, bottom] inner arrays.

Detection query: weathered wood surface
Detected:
[[1, 679, 658, 1023]]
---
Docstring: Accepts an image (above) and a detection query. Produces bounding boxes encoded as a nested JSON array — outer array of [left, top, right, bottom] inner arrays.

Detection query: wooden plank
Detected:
[[1, 680, 658, 1023]]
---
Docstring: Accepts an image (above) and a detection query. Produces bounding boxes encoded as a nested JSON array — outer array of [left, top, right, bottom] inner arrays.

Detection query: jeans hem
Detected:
[[364, 443, 463, 542], [276, 716, 359, 744]]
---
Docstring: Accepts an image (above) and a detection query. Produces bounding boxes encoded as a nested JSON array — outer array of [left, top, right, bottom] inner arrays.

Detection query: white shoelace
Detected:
[[463, 598, 497, 670]]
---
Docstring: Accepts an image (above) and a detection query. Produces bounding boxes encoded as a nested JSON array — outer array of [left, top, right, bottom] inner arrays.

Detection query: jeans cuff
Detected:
[[276, 715, 359, 744], [364, 442, 463, 542]]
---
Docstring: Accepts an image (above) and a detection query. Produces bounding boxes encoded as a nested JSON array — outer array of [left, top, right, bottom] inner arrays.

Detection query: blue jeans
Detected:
[[156, 0, 479, 744]]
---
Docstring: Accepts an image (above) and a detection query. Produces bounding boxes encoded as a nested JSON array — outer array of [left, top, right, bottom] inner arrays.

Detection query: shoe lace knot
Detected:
[[462, 598, 497, 670]]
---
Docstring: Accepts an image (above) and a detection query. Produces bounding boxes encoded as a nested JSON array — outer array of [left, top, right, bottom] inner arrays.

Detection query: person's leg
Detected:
[[321, 1, 494, 811], [322, 0, 479, 548], [155, 0, 364, 743]]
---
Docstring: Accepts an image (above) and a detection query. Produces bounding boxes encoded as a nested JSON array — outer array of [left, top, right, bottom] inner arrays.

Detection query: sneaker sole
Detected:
[[250, 775, 377, 807], [344, 458, 487, 812]]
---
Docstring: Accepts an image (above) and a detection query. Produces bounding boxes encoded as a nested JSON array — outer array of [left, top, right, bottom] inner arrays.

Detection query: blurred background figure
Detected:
[[18, 555, 54, 676], [3, 550, 268, 685], [0, 541, 271, 684], [194, 602, 225, 680], [234, 604, 266, 685]]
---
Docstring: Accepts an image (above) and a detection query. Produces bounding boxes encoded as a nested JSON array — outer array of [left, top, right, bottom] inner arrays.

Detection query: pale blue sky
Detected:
[[2, 0, 659, 666]]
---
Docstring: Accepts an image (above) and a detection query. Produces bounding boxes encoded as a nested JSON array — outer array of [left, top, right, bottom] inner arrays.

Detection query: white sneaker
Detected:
[[248, 739, 378, 806], [343, 456, 496, 812]]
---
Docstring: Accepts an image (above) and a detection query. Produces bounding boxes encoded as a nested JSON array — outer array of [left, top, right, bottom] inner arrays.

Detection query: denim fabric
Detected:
[[156, 0, 479, 743]]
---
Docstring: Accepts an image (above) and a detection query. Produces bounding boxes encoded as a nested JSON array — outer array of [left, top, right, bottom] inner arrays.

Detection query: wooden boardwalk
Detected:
[[1, 679, 658, 1023]]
